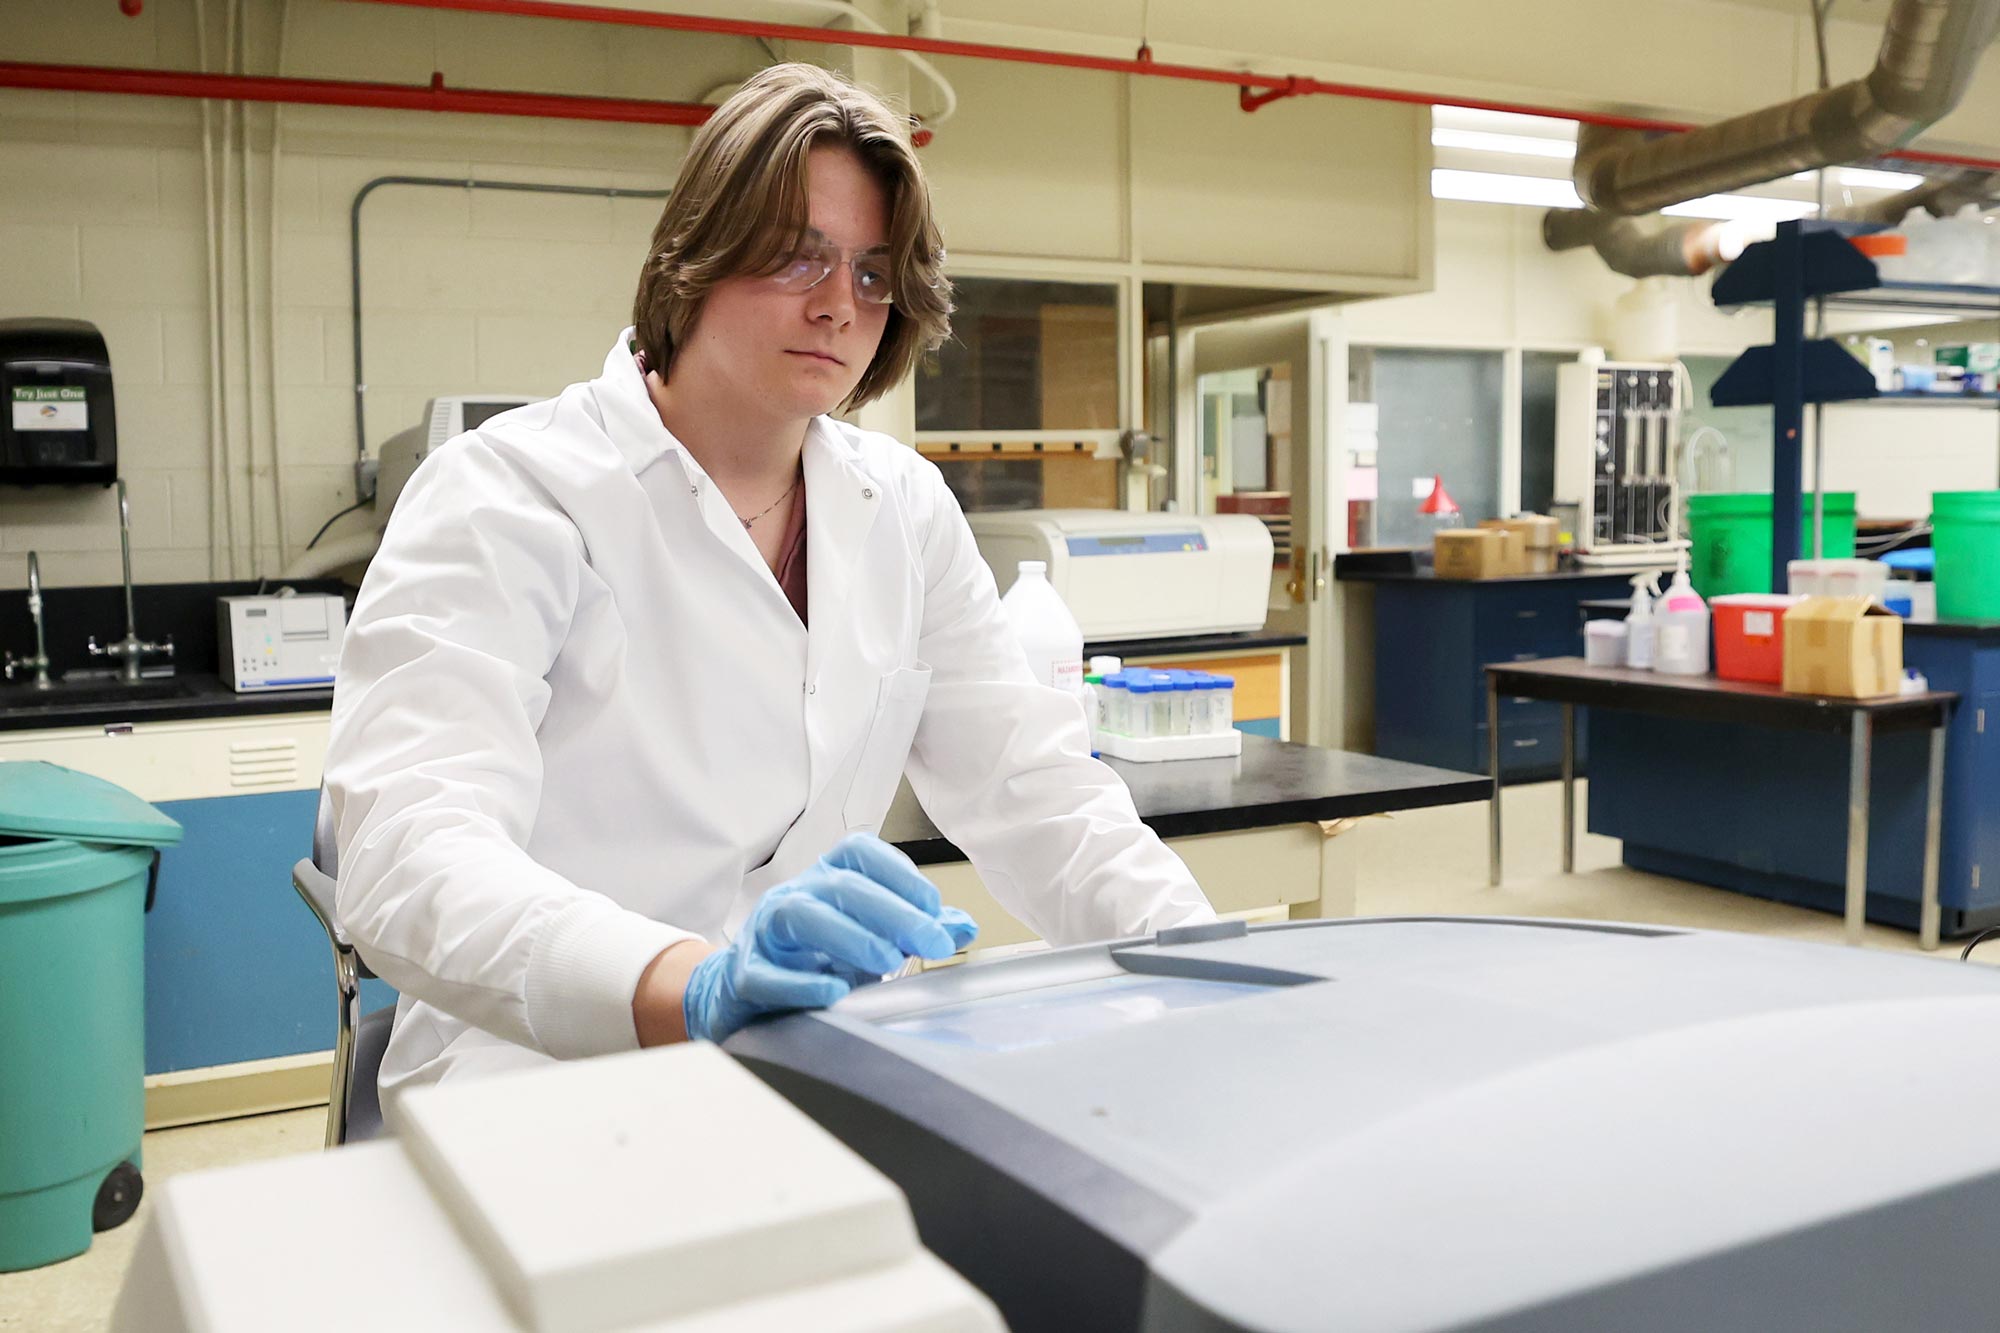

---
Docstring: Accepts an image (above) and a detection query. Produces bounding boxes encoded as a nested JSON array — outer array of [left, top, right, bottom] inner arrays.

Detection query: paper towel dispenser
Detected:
[[0, 318, 117, 487]]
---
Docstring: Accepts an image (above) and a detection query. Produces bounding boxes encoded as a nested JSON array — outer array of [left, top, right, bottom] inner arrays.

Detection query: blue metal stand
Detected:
[[1710, 221, 1884, 591]]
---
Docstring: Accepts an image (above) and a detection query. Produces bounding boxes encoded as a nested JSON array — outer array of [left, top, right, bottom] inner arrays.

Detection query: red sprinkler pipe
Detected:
[[345, 0, 1692, 133], [0, 60, 714, 127], [342, 0, 2000, 172]]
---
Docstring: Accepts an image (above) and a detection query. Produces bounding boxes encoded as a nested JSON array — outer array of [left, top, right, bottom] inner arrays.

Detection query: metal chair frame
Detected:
[[289, 792, 393, 1146]]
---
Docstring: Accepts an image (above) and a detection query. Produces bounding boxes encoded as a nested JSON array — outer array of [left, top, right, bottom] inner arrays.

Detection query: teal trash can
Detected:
[[0, 761, 182, 1272]]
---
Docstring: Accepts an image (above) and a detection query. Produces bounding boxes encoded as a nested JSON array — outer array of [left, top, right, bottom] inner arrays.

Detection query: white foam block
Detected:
[[397, 1044, 921, 1333], [1097, 730, 1244, 762]]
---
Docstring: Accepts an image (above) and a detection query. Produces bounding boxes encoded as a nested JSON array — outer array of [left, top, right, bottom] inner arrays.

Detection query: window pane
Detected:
[[915, 277, 1119, 432], [1519, 350, 1569, 519], [1352, 347, 1504, 546], [1680, 354, 1768, 494]]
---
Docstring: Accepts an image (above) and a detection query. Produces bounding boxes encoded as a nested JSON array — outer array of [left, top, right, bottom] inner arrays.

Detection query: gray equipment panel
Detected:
[[727, 918, 2000, 1331]]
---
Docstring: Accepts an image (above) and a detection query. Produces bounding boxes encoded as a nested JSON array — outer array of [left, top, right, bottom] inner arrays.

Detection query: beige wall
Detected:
[[1341, 200, 1999, 520], [1, 0, 750, 587], [945, 0, 2000, 159], [1344, 200, 1777, 355], [0, 0, 1434, 590], [3, 0, 1996, 588]]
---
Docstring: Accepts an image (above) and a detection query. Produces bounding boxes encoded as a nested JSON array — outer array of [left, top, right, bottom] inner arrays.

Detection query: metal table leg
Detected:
[[1488, 679, 1502, 887], [1844, 713, 1873, 947], [1561, 703, 1577, 876], [1921, 724, 1945, 952]]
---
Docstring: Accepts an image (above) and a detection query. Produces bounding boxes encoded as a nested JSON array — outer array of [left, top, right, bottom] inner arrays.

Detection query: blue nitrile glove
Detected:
[[682, 832, 979, 1043]]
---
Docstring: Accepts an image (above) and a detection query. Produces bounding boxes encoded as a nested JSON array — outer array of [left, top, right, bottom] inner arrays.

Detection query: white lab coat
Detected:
[[324, 330, 1214, 1100]]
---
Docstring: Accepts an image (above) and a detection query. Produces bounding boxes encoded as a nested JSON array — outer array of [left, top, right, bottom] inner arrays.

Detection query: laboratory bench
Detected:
[[1334, 555, 1642, 779], [2, 674, 1487, 1126], [1542, 616, 2000, 942], [884, 735, 1490, 952], [1484, 658, 1958, 950]]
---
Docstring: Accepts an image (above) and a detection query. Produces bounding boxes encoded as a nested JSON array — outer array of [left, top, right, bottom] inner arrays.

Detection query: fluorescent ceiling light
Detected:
[[1431, 128, 1577, 159], [1834, 166, 1926, 191], [1661, 193, 1818, 223], [1431, 168, 1583, 209], [1433, 170, 1822, 225], [1786, 166, 1926, 191]]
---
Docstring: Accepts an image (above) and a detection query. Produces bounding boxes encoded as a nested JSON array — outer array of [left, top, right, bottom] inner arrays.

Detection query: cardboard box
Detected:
[[1481, 515, 1560, 575], [1781, 596, 1903, 698], [1434, 528, 1508, 580], [1474, 522, 1528, 575]]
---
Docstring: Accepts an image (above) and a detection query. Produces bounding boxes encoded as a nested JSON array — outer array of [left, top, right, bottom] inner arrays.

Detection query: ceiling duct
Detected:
[[1575, 0, 2000, 216], [1544, 168, 2000, 276], [1540, 210, 1747, 278], [1829, 166, 2000, 221]]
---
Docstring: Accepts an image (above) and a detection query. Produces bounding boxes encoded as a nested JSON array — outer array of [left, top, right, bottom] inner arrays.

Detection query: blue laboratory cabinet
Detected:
[[1588, 622, 2000, 936], [1357, 571, 1637, 780], [147, 790, 396, 1075]]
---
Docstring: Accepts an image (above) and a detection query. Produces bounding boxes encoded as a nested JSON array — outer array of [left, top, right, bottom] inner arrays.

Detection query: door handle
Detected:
[[1286, 547, 1306, 604]]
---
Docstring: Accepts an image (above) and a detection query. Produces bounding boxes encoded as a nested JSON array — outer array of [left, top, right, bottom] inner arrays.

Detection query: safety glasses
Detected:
[[768, 229, 896, 306]]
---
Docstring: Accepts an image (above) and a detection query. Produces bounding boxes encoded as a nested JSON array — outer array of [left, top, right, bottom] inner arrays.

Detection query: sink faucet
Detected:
[[86, 479, 174, 683], [3, 552, 53, 689]]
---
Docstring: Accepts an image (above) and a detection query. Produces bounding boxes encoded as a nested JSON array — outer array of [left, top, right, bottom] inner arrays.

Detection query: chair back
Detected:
[[292, 789, 390, 1144]]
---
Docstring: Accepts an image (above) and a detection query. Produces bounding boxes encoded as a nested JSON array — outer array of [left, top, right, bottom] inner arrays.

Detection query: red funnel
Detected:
[[1418, 475, 1460, 516]]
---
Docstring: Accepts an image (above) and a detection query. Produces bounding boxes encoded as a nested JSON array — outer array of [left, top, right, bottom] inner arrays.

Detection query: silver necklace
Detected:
[[737, 471, 800, 530]]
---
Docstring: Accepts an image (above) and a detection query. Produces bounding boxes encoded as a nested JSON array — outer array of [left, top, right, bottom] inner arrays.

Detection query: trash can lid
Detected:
[[0, 762, 183, 847]]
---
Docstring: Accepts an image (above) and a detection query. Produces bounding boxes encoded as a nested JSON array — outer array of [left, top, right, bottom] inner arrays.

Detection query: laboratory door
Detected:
[[1183, 310, 1345, 745]]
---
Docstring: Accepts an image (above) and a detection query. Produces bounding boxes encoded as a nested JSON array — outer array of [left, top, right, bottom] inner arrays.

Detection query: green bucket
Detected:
[[0, 763, 181, 1272], [1686, 492, 1858, 597], [1933, 490, 2000, 621]]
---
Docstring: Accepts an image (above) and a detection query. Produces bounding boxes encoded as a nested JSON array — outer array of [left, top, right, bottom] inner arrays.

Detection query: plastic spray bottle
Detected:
[[1625, 573, 1659, 670]]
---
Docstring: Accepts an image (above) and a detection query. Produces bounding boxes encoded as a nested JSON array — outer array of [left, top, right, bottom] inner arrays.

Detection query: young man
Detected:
[[324, 63, 1214, 1109]]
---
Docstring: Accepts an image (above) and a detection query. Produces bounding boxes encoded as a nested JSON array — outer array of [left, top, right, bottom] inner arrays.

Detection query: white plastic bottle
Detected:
[[1001, 560, 1084, 695], [1625, 573, 1658, 670], [1653, 568, 1711, 676]]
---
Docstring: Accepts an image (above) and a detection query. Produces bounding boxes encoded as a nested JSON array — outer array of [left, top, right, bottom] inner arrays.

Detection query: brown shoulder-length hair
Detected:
[[631, 63, 952, 412]]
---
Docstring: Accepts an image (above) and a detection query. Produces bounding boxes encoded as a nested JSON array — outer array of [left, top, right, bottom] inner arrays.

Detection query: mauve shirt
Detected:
[[772, 479, 808, 626]]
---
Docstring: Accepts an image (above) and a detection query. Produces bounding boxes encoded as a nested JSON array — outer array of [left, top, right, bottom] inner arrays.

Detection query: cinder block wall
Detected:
[[0, 1, 754, 589]]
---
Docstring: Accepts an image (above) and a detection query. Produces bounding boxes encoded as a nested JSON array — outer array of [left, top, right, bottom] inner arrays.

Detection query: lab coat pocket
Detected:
[[842, 664, 932, 834]]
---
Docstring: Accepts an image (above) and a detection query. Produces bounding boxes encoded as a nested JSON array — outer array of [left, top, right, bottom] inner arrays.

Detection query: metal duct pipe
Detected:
[[1576, 0, 2000, 215], [1541, 209, 1746, 278], [1829, 167, 2000, 222]]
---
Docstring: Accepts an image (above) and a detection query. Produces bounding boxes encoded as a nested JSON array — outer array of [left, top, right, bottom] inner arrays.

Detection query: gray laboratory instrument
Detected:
[[729, 917, 2000, 1332]]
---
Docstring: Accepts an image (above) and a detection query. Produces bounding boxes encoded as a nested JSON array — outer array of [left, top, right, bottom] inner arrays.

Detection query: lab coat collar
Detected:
[[594, 329, 681, 477], [594, 330, 882, 671]]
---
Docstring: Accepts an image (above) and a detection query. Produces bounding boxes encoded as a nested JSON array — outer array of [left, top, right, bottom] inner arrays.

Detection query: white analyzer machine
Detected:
[[117, 918, 2000, 1332], [966, 510, 1274, 641], [376, 394, 540, 515], [216, 594, 346, 692]]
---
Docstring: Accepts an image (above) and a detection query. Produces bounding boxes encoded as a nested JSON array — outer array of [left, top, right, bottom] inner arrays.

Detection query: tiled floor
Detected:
[[0, 1106, 323, 1333], [4, 779, 1986, 1331]]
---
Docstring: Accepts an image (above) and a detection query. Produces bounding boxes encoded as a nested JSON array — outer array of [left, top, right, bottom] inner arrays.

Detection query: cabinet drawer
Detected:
[[1495, 694, 1564, 727], [1474, 720, 1567, 774], [1477, 613, 1585, 664], [0, 714, 329, 801]]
